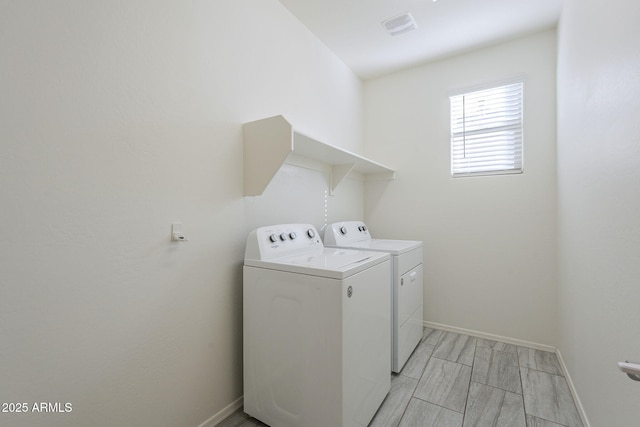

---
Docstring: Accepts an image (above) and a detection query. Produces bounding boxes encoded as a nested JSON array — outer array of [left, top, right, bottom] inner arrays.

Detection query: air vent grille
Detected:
[[382, 12, 417, 36]]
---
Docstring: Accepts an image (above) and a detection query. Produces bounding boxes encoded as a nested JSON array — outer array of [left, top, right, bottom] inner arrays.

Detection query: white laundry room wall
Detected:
[[0, 1, 364, 426], [363, 30, 558, 346], [557, 0, 640, 424]]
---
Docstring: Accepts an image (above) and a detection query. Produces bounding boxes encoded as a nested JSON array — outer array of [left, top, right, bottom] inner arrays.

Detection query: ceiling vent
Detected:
[[382, 12, 417, 36]]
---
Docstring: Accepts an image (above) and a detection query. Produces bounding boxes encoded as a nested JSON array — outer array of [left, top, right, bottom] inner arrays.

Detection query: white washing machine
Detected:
[[243, 224, 391, 427], [323, 221, 423, 373]]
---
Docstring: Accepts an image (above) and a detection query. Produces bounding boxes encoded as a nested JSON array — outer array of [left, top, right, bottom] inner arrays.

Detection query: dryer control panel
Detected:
[[323, 221, 371, 246], [245, 224, 323, 261]]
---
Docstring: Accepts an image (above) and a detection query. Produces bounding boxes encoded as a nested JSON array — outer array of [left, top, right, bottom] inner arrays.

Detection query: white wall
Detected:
[[557, 0, 640, 425], [364, 30, 558, 346], [0, 1, 364, 426]]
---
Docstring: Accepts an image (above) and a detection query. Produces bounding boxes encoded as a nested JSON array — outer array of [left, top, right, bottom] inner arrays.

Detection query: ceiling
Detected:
[[279, 0, 564, 80]]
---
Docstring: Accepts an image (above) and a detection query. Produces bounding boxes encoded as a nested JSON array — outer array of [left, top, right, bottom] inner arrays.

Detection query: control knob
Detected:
[[340, 226, 347, 235], [306, 228, 316, 238], [269, 234, 278, 243]]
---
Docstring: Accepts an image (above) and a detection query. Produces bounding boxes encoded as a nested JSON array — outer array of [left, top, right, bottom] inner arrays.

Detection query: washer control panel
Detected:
[[245, 224, 323, 261]]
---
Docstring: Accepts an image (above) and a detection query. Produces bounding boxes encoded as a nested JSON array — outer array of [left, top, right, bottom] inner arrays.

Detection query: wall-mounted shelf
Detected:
[[243, 115, 395, 196]]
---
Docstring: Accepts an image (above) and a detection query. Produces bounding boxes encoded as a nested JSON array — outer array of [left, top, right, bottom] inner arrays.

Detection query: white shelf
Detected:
[[242, 115, 396, 196]]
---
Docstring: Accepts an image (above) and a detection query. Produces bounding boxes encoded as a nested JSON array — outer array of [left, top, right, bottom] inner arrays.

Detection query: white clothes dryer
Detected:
[[243, 224, 391, 427], [323, 221, 423, 373]]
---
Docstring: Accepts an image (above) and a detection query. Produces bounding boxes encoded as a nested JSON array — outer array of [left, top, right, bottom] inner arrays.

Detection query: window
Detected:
[[450, 81, 523, 177]]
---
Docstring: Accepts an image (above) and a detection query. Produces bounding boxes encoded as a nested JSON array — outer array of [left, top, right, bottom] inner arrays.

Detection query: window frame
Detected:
[[449, 79, 525, 178]]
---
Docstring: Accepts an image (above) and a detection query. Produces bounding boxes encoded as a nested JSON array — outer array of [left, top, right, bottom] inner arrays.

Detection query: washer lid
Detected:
[[326, 238, 422, 256], [244, 247, 390, 279]]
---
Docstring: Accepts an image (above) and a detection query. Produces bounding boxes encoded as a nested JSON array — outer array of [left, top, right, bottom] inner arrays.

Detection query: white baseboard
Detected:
[[555, 349, 591, 427], [197, 395, 243, 427], [423, 321, 556, 352], [424, 321, 590, 427]]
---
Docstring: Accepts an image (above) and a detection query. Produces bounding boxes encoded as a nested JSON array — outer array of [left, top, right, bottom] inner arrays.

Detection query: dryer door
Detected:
[[396, 264, 424, 372]]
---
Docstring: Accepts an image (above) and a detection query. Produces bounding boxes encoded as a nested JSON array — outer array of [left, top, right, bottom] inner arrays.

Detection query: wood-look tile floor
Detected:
[[219, 328, 583, 427]]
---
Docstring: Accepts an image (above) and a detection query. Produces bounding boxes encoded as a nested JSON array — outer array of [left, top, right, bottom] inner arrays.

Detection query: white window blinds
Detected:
[[450, 81, 523, 177]]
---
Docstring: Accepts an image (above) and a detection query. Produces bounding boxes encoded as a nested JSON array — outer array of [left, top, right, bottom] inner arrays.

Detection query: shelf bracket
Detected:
[[243, 116, 293, 196], [330, 164, 356, 195]]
